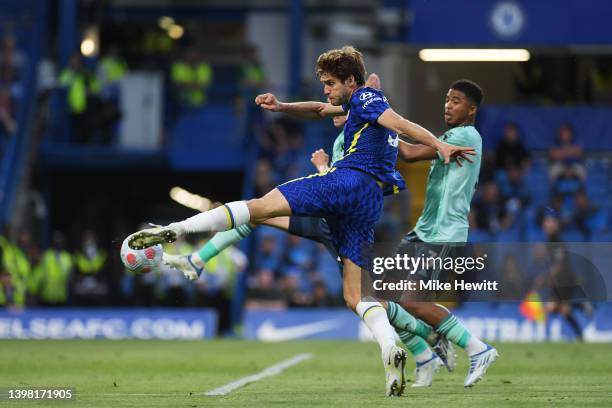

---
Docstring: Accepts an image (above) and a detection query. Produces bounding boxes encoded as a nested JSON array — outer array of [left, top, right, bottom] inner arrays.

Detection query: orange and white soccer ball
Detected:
[[120, 237, 163, 274]]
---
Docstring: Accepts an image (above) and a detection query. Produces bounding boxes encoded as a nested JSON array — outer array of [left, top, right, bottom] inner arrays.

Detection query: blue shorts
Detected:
[[288, 217, 341, 271], [277, 168, 383, 268]]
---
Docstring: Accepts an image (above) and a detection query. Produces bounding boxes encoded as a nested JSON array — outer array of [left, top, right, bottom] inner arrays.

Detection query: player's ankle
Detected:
[[191, 252, 205, 268]]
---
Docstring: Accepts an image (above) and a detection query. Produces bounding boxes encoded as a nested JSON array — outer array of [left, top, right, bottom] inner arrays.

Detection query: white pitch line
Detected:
[[204, 353, 313, 396]]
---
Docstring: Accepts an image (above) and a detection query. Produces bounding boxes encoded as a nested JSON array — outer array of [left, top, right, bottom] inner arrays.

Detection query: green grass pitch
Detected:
[[1, 340, 611, 407]]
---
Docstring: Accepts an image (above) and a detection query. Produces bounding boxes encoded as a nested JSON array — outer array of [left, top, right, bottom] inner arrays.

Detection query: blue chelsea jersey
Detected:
[[336, 87, 405, 195]]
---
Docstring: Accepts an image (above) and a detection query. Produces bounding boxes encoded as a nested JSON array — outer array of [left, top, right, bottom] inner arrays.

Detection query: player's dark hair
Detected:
[[450, 79, 484, 106], [316, 46, 366, 86]]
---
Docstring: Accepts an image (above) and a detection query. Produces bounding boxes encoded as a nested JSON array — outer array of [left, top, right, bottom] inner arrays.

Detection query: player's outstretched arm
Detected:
[[398, 139, 473, 167], [255, 93, 344, 119], [377, 109, 475, 164]]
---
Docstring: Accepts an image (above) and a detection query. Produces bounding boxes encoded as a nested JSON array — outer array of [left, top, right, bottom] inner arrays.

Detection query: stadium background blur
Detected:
[[0, 0, 611, 342]]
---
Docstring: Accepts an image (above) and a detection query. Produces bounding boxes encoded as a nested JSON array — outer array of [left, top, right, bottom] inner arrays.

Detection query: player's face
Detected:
[[332, 114, 347, 128], [444, 89, 475, 127], [320, 73, 352, 105]]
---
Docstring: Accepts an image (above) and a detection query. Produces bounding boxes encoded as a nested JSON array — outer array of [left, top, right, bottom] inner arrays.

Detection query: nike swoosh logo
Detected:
[[583, 322, 612, 342], [256, 319, 342, 342]]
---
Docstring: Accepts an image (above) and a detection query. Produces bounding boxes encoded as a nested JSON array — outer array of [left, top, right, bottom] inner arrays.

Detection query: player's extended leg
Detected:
[[388, 301, 455, 372], [163, 217, 291, 280], [128, 188, 291, 249], [343, 257, 407, 396], [389, 300, 498, 387], [398, 331, 443, 387]]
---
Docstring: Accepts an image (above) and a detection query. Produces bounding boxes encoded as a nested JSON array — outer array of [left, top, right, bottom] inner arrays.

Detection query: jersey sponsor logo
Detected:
[[387, 133, 399, 148], [362, 97, 383, 110], [359, 91, 375, 101]]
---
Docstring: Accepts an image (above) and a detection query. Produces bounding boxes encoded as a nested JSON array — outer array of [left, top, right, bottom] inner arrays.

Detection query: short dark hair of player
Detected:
[[450, 79, 484, 106], [316, 46, 366, 86]]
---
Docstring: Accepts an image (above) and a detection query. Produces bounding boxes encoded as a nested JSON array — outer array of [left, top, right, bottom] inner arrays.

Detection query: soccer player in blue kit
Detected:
[[127, 46, 474, 396]]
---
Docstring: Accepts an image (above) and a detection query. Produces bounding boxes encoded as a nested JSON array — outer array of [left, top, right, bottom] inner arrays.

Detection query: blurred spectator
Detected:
[[96, 46, 128, 101], [542, 214, 562, 242], [58, 53, 101, 143], [0, 234, 28, 307], [498, 165, 530, 208], [246, 268, 285, 309], [281, 235, 314, 274], [35, 232, 73, 306], [478, 150, 497, 184], [310, 279, 338, 307], [72, 230, 109, 306], [498, 254, 525, 300], [194, 243, 247, 333], [548, 123, 586, 181], [472, 182, 516, 233], [254, 232, 281, 271], [0, 35, 26, 99], [280, 268, 311, 308], [254, 159, 275, 197], [158, 238, 194, 307], [553, 165, 583, 198], [171, 48, 212, 109], [239, 49, 265, 91], [0, 87, 17, 142], [495, 123, 530, 171], [0, 269, 16, 307], [534, 215, 587, 340], [537, 193, 570, 230], [570, 190, 600, 238], [514, 59, 545, 102], [588, 56, 612, 104]]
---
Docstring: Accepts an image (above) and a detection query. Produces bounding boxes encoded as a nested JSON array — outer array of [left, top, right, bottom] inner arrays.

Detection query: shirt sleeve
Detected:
[[352, 90, 390, 124]]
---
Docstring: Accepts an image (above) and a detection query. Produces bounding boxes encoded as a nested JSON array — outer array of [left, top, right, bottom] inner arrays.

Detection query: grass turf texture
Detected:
[[1, 340, 610, 407]]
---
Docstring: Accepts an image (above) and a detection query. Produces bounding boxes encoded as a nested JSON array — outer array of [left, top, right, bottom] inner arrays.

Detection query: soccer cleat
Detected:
[[432, 336, 456, 372], [464, 344, 499, 387], [162, 253, 203, 281], [412, 353, 443, 387], [127, 225, 180, 250], [383, 346, 407, 396]]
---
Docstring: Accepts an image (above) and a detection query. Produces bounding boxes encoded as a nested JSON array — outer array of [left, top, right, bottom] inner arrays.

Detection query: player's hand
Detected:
[[451, 149, 476, 167], [438, 142, 476, 165], [255, 93, 281, 111], [365, 73, 381, 90], [311, 149, 330, 172]]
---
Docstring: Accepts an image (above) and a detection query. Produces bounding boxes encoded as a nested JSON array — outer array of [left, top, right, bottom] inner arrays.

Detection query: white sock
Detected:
[[414, 347, 434, 364], [465, 336, 487, 356], [356, 301, 397, 355], [171, 201, 250, 234]]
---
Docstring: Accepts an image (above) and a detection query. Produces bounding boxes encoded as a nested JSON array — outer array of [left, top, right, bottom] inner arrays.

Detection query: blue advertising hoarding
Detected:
[[409, 0, 612, 45], [244, 303, 612, 342], [0, 308, 217, 340]]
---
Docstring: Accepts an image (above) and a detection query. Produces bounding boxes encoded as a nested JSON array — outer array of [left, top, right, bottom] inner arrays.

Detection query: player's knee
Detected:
[[343, 291, 360, 311], [401, 301, 426, 316], [246, 190, 290, 224]]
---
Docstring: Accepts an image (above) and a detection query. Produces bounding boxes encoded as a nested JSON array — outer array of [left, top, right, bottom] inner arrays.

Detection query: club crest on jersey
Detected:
[[388, 133, 399, 147]]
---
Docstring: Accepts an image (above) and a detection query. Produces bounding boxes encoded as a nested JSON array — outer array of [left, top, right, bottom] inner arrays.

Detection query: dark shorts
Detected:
[[278, 167, 383, 268], [288, 217, 342, 271], [397, 230, 454, 281]]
